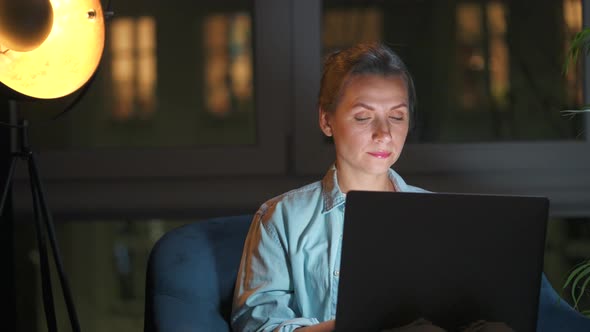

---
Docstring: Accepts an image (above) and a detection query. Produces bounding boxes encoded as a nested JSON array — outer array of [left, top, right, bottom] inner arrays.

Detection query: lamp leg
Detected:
[[27, 154, 59, 332], [28, 152, 82, 332], [0, 156, 17, 215], [3, 104, 82, 332]]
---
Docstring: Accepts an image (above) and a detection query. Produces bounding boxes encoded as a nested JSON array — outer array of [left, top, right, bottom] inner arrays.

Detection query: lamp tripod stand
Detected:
[[0, 100, 81, 332]]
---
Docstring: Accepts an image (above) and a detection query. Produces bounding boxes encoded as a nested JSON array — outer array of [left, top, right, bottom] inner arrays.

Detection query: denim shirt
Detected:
[[231, 165, 428, 332]]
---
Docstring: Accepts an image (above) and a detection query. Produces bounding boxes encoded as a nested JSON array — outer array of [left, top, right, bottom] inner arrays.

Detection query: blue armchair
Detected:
[[144, 214, 252, 332], [143, 214, 590, 331]]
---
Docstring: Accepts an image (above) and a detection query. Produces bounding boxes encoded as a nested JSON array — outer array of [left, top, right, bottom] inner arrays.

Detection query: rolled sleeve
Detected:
[[274, 318, 321, 332]]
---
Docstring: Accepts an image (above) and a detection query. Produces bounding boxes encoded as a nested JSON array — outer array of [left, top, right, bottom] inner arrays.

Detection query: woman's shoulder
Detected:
[[258, 180, 323, 214], [251, 181, 326, 236]]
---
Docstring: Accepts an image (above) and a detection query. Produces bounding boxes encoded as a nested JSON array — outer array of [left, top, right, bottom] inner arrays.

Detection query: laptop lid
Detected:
[[334, 191, 549, 332]]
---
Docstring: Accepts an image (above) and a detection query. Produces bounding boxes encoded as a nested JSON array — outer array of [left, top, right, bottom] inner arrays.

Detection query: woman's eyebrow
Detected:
[[351, 102, 375, 110], [351, 101, 408, 111], [390, 102, 408, 111]]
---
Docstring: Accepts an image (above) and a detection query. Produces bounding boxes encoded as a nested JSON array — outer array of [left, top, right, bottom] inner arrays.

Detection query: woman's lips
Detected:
[[368, 151, 392, 159]]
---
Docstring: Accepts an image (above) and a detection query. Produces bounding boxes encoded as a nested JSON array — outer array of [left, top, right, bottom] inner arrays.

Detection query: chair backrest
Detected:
[[144, 215, 253, 332]]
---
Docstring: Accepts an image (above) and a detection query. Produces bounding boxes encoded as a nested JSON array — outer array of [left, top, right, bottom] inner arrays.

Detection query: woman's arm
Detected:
[[231, 210, 321, 332]]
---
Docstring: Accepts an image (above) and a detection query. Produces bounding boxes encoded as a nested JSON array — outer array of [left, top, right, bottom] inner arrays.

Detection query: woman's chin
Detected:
[[362, 162, 395, 175]]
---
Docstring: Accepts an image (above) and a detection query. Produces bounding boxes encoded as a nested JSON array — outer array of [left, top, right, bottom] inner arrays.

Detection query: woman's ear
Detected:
[[319, 108, 333, 137]]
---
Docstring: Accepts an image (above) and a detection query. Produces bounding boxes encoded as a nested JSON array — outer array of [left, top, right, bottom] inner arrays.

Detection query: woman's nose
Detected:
[[372, 119, 392, 142]]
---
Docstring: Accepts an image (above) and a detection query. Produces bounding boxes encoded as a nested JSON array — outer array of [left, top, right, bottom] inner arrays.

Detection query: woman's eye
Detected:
[[389, 116, 404, 121], [354, 116, 370, 121]]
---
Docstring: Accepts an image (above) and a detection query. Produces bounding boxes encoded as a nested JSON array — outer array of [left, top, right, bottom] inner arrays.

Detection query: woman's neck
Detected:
[[336, 168, 394, 194]]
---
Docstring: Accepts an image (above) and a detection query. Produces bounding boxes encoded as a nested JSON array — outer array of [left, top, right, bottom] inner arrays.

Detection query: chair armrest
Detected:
[[537, 274, 590, 332]]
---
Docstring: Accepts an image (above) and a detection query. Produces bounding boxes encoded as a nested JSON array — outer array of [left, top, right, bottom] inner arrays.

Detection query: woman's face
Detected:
[[320, 74, 410, 179]]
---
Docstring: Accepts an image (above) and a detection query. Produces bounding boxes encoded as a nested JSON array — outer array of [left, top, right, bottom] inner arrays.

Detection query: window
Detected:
[[13, 0, 286, 180], [293, 0, 590, 218], [110, 17, 157, 121], [204, 13, 253, 118], [455, 2, 509, 113], [14, 218, 188, 332], [318, 0, 584, 142], [564, 0, 584, 109]]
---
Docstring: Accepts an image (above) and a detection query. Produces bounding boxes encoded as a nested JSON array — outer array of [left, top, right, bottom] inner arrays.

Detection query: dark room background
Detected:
[[1, 0, 590, 331]]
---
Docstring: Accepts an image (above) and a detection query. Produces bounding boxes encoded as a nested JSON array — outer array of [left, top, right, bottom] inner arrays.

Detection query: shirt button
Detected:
[[334, 270, 340, 277]]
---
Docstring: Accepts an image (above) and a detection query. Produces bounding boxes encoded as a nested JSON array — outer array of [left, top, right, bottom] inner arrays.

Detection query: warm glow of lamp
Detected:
[[0, 0, 54, 51], [0, 0, 105, 99]]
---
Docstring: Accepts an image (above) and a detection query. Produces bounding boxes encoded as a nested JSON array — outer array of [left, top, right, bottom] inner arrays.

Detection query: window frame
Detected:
[[14, 0, 290, 180], [9, 0, 590, 219], [11, 0, 298, 219], [292, 0, 590, 217]]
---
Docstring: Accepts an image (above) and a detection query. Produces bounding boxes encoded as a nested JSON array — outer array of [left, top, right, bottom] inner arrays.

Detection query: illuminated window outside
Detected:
[[110, 17, 157, 121], [456, 2, 509, 111], [322, 0, 584, 142], [323, 7, 382, 55], [22, 4, 256, 149], [204, 13, 253, 117], [563, 0, 583, 108]]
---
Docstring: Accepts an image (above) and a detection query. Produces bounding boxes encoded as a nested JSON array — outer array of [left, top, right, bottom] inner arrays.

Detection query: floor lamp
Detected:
[[0, 1, 106, 331]]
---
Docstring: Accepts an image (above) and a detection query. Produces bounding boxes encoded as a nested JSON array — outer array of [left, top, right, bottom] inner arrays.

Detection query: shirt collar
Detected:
[[321, 164, 410, 214], [321, 165, 346, 213]]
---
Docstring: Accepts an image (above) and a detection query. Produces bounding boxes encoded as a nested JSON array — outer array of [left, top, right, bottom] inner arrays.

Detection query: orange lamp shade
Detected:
[[0, 0, 105, 99]]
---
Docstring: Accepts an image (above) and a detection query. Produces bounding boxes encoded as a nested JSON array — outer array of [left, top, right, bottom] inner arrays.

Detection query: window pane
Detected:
[[21, 2, 255, 149], [322, 0, 585, 142], [14, 219, 189, 332]]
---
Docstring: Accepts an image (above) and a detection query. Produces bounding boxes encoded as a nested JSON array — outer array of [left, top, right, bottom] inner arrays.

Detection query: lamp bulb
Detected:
[[0, 0, 53, 52]]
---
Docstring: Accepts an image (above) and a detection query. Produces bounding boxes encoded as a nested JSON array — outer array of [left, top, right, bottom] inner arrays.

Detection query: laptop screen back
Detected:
[[335, 191, 549, 332]]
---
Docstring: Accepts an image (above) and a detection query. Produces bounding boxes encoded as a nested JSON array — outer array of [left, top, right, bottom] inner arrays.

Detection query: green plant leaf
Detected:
[[564, 261, 590, 310], [572, 269, 590, 309], [562, 103, 590, 113], [563, 261, 590, 289], [564, 28, 590, 74], [561, 109, 590, 120], [562, 27, 590, 117]]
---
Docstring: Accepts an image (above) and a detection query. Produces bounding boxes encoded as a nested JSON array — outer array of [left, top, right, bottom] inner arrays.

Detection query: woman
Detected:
[[231, 42, 429, 332], [232, 42, 517, 332]]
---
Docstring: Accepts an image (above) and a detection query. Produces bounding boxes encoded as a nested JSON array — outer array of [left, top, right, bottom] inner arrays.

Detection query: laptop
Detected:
[[334, 191, 549, 332]]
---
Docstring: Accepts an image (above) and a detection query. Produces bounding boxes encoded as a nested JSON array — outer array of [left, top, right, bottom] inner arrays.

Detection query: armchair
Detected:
[[144, 214, 252, 332], [143, 214, 590, 331]]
